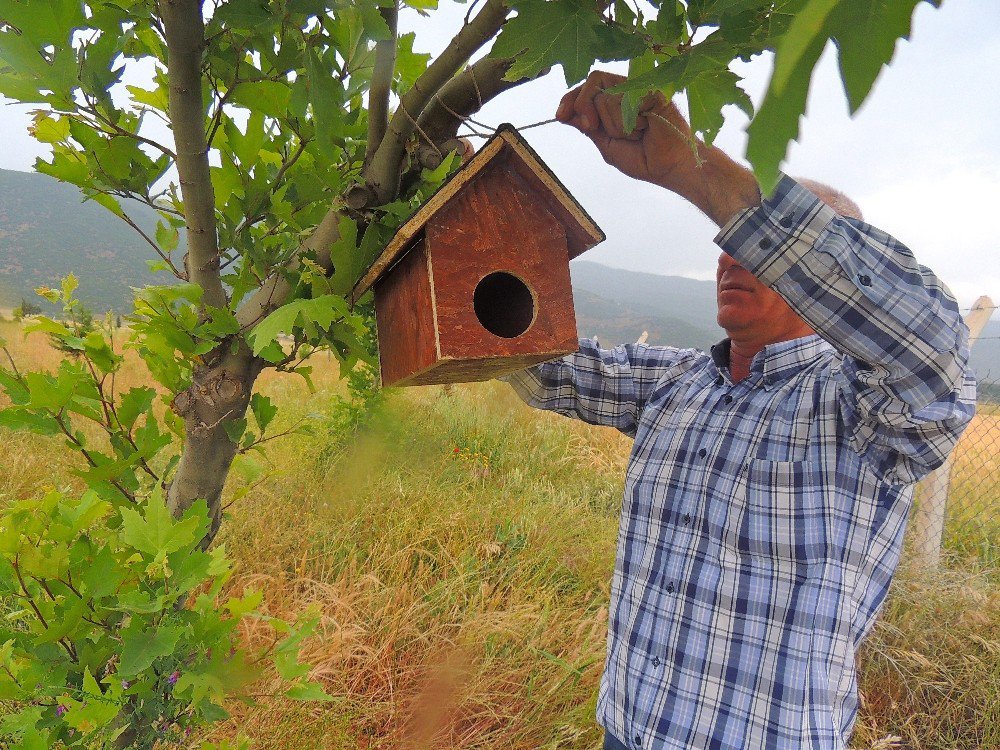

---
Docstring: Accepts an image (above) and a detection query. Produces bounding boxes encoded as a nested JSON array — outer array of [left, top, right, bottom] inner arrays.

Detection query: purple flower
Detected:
[[121, 680, 130, 690], [167, 670, 180, 686], [55, 704, 69, 717]]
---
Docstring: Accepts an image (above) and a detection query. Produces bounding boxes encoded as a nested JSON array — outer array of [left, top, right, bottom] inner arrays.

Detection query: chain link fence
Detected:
[[910, 377, 1000, 568]]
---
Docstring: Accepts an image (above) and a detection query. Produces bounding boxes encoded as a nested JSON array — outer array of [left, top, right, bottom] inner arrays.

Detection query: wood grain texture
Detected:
[[399, 351, 574, 386], [374, 237, 438, 387], [427, 159, 580, 363]]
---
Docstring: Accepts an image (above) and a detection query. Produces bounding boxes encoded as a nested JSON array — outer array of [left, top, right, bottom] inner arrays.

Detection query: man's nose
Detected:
[[717, 253, 741, 273]]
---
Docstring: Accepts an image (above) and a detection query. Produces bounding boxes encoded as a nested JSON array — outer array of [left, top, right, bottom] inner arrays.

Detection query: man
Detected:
[[503, 71, 976, 750]]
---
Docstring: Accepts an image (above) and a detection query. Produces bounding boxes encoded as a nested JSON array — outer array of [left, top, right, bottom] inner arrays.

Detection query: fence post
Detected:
[[911, 295, 995, 569]]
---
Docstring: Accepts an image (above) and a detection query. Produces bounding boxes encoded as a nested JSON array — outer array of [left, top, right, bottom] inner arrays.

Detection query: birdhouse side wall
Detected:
[[374, 236, 439, 386], [426, 161, 579, 362]]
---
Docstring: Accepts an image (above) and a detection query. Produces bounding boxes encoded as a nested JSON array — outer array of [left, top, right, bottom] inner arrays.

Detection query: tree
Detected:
[[0, 0, 938, 745]]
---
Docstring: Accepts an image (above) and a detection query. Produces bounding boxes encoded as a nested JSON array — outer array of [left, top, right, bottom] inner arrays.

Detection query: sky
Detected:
[[1, 0, 998, 318]]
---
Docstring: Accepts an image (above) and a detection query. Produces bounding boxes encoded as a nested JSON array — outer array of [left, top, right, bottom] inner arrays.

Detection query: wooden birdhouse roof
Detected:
[[352, 123, 605, 301]]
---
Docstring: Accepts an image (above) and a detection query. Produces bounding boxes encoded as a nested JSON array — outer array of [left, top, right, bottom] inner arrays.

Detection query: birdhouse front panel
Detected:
[[427, 160, 579, 365]]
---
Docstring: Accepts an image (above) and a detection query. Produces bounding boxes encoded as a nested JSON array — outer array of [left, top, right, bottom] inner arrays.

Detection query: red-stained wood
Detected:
[[402, 351, 571, 386], [374, 236, 438, 386], [427, 159, 579, 364], [352, 125, 603, 302]]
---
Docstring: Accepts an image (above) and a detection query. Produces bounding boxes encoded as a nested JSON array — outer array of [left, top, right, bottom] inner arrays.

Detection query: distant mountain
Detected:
[[970, 321, 1000, 388], [571, 260, 719, 336], [0, 168, 176, 313]]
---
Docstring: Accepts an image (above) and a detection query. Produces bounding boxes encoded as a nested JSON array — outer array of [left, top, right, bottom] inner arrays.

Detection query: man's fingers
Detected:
[[573, 74, 609, 133], [595, 93, 627, 139], [556, 87, 580, 123]]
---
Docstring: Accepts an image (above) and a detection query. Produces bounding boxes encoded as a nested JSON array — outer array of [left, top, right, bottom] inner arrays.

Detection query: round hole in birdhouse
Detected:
[[473, 271, 536, 339]]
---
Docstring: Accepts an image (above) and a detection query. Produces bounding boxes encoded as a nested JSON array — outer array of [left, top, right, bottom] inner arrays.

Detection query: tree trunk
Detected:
[[167, 343, 264, 543]]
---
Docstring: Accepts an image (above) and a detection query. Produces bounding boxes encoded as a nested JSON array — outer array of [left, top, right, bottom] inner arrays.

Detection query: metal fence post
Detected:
[[911, 295, 995, 569]]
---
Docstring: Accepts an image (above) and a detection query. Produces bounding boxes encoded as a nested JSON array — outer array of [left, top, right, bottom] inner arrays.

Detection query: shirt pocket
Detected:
[[734, 459, 826, 569]]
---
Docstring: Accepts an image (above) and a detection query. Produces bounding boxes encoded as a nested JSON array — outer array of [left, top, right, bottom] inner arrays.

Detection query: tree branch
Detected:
[[415, 55, 523, 145], [365, 3, 398, 163], [156, 0, 227, 309], [364, 0, 510, 203], [234, 206, 343, 330]]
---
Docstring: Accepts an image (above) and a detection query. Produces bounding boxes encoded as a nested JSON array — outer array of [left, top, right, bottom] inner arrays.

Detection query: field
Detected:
[[1, 320, 998, 749]]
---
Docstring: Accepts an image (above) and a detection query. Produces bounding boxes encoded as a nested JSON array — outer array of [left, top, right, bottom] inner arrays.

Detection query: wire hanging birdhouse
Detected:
[[353, 124, 605, 387]]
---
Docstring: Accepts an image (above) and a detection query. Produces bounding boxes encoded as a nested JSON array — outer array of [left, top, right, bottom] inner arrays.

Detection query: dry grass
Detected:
[[941, 406, 1000, 570], [1, 323, 997, 749]]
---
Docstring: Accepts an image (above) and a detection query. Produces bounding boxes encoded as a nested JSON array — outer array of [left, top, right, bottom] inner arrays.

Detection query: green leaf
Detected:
[[229, 79, 291, 119], [247, 294, 351, 356], [249, 393, 278, 433], [305, 46, 344, 159], [118, 622, 184, 677], [224, 416, 248, 444], [492, 0, 605, 85], [117, 387, 157, 431], [686, 68, 753, 144], [224, 110, 266, 168], [214, 0, 274, 29], [747, 24, 827, 191], [394, 32, 430, 95], [286, 680, 336, 701], [155, 220, 180, 253], [35, 595, 86, 645], [829, 0, 922, 113], [120, 493, 207, 558], [226, 589, 263, 618], [0, 407, 60, 435], [83, 331, 121, 374], [28, 112, 70, 144], [80, 546, 127, 600], [65, 668, 122, 731], [768, 0, 838, 97], [326, 216, 361, 295]]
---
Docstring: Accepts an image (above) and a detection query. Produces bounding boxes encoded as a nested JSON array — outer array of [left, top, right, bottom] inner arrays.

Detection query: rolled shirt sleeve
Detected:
[[716, 175, 976, 483]]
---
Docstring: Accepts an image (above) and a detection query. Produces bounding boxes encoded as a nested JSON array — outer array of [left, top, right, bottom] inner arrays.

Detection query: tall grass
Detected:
[[1, 322, 997, 749]]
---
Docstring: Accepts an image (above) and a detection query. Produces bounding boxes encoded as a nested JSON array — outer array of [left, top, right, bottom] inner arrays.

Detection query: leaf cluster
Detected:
[[0, 490, 330, 749], [491, 0, 938, 188]]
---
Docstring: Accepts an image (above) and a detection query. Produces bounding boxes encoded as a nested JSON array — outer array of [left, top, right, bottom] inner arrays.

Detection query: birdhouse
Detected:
[[352, 124, 604, 387]]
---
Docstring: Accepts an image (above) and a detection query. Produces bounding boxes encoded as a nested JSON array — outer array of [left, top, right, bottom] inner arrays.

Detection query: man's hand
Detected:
[[556, 71, 762, 227]]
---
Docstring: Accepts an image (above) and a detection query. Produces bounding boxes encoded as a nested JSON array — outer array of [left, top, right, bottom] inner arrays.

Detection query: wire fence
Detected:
[[910, 377, 1000, 568]]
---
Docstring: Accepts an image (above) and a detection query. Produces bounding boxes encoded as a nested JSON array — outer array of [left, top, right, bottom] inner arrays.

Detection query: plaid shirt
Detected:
[[504, 177, 976, 749]]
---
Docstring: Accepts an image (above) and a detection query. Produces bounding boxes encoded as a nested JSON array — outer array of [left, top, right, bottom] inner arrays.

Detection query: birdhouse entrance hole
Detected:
[[473, 271, 536, 339]]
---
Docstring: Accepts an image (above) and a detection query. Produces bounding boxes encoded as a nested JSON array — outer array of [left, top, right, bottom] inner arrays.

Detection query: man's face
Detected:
[[715, 252, 813, 343]]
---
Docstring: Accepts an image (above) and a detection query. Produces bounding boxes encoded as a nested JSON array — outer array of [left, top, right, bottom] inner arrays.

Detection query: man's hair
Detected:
[[795, 178, 864, 221]]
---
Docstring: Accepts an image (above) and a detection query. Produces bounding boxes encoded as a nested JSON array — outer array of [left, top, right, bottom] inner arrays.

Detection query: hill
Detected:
[[571, 288, 717, 350], [0, 168, 177, 313], [570, 260, 719, 335]]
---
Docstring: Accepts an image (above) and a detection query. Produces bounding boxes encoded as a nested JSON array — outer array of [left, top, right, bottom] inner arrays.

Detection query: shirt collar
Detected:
[[711, 334, 833, 388]]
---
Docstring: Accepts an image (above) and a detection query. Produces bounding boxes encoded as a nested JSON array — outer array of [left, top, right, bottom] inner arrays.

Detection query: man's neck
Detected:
[[728, 342, 758, 383], [727, 329, 815, 382]]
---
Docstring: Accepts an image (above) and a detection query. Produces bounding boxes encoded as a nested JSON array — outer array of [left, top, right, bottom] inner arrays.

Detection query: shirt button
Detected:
[[858, 273, 872, 286], [779, 214, 794, 228], [652, 656, 661, 667], [698, 448, 707, 458], [667, 582, 675, 594], [634, 736, 642, 747], [715, 375, 724, 386], [683, 513, 691, 524], [724, 394, 733, 404], [758, 237, 773, 250]]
